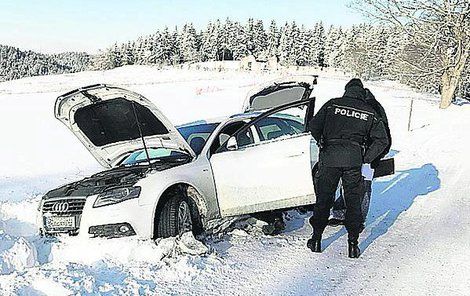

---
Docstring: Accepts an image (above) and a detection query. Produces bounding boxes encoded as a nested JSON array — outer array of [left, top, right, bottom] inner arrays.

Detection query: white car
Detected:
[[38, 77, 319, 239]]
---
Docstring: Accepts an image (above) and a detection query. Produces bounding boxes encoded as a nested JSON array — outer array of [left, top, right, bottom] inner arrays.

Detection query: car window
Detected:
[[177, 123, 219, 155], [282, 118, 306, 133], [247, 86, 306, 112], [211, 120, 254, 154], [120, 148, 185, 165], [235, 101, 312, 145], [254, 117, 295, 141]]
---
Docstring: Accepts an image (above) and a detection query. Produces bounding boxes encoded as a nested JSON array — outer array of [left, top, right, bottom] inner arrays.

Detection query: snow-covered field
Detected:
[[0, 65, 469, 295]]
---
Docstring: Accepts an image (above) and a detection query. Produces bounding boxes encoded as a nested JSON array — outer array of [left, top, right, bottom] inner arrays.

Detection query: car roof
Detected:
[[177, 111, 304, 129], [176, 112, 261, 129]]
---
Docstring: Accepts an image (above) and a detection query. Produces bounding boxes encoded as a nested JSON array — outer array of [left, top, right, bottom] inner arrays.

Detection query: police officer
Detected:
[[329, 88, 392, 225], [306, 79, 389, 258]]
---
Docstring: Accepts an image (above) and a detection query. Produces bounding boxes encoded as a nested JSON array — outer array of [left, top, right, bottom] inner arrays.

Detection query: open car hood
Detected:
[[242, 75, 317, 112], [55, 84, 196, 168]]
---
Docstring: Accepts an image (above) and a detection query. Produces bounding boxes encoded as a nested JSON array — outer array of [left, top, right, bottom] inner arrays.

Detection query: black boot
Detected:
[[307, 235, 322, 253], [348, 240, 361, 258]]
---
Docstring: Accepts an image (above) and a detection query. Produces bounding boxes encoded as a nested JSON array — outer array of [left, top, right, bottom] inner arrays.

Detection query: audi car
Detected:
[[37, 76, 320, 239]]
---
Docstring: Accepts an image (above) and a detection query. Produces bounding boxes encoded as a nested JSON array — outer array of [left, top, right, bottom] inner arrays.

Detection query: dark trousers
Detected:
[[310, 165, 365, 240], [332, 180, 372, 221]]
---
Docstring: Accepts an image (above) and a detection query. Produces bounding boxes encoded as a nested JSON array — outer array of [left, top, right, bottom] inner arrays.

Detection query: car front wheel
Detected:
[[156, 192, 194, 238]]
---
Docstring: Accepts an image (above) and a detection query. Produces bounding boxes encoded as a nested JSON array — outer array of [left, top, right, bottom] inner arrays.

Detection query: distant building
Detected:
[[240, 55, 279, 71], [267, 56, 280, 71]]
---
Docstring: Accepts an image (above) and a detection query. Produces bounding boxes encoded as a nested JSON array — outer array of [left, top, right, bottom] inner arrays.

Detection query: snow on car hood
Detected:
[[242, 75, 317, 112], [55, 84, 196, 168]]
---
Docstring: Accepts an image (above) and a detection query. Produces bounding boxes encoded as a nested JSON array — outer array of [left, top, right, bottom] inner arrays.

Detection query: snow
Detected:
[[1, 64, 470, 295]]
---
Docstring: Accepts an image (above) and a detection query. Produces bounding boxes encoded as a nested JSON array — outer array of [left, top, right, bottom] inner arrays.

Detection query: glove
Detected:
[[361, 163, 374, 181]]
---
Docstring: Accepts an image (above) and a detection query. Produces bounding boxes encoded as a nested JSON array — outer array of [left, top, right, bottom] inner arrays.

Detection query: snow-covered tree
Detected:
[[353, 0, 470, 108], [0, 44, 90, 81], [278, 22, 294, 65], [200, 21, 219, 61], [266, 20, 279, 58], [252, 19, 268, 58], [227, 20, 248, 60], [180, 23, 199, 63], [310, 22, 326, 67], [121, 42, 135, 66], [5, 15, 468, 105], [295, 25, 311, 66], [91, 48, 115, 70], [324, 25, 345, 68]]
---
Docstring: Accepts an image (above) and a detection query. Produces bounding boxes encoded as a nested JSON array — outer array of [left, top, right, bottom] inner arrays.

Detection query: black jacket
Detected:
[[308, 85, 389, 167], [365, 89, 392, 166]]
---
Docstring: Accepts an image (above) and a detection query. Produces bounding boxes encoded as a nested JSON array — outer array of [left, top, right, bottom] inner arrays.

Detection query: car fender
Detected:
[[135, 163, 218, 231]]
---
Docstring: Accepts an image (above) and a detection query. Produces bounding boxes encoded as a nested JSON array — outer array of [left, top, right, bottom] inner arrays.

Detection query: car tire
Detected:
[[156, 190, 195, 238]]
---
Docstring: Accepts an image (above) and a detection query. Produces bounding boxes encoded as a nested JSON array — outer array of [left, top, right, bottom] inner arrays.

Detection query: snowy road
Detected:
[[0, 66, 469, 295]]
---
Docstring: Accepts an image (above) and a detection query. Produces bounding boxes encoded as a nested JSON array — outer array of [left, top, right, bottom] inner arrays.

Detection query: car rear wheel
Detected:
[[156, 191, 194, 238]]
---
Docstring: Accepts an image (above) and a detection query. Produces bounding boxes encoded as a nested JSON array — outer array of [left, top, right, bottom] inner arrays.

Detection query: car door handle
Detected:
[[287, 152, 305, 158]]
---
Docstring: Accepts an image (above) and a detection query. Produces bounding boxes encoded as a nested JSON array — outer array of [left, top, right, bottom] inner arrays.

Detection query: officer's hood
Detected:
[[343, 79, 366, 101]]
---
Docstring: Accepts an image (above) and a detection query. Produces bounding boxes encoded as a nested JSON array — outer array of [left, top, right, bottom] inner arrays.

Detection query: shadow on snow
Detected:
[[323, 163, 440, 252]]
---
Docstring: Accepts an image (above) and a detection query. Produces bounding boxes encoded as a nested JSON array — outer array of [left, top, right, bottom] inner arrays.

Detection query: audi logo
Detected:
[[52, 202, 70, 212]]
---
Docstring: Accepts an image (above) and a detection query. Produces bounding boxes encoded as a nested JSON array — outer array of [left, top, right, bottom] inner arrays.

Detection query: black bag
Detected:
[[373, 158, 395, 178]]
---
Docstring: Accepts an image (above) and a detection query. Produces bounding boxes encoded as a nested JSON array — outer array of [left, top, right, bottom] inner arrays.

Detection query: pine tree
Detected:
[[324, 25, 337, 68], [266, 20, 279, 58], [296, 25, 310, 66], [91, 49, 114, 70], [252, 20, 267, 59], [147, 32, 162, 65], [111, 43, 123, 68], [170, 26, 181, 65], [121, 42, 135, 65], [160, 27, 174, 65], [232, 21, 248, 60], [289, 22, 301, 66], [278, 22, 292, 65], [223, 18, 237, 60], [310, 22, 326, 67], [180, 23, 199, 63], [335, 27, 347, 69], [245, 18, 255, 55], [201, 21, 218, 61]]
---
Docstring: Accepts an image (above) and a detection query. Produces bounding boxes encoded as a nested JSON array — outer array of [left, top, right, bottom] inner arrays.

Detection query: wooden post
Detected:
[[408, 98, 414, 132]]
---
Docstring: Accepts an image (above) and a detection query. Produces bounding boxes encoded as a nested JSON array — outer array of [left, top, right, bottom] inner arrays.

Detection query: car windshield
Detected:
[[177, 122, 219, 155], [120, 148, 188, 166]]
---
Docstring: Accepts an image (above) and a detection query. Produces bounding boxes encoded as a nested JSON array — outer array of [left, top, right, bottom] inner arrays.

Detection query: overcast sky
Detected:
[[0, 0, 364, 54]]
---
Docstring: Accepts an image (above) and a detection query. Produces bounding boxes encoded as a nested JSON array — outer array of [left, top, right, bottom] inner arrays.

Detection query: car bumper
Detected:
[[39, 196, 154, 239]]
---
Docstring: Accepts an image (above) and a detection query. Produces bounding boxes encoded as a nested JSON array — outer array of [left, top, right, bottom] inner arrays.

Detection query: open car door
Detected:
[[242, 75, 317, 112], [210, 98, 318, 217]]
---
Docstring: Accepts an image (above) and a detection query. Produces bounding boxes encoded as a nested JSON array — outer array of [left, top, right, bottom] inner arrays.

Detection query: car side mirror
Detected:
[[226, 137, 238, 151]]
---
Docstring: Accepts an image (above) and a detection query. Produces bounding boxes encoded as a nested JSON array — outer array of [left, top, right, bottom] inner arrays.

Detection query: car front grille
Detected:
[[42, 198, 86, 216]]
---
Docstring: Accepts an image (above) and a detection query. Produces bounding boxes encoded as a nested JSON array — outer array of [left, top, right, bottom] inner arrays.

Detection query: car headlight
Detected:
[[93, 186, 141, 208]]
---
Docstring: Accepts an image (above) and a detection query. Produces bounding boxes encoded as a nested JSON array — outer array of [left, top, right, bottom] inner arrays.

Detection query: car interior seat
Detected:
[[237, 132, 252, 147], [266, 130, 284, 140]]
